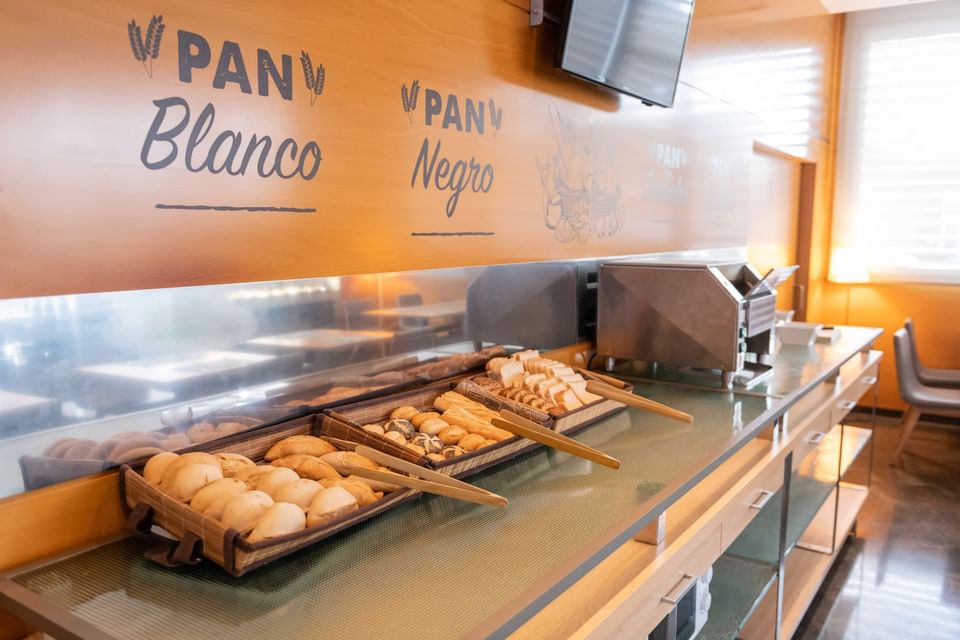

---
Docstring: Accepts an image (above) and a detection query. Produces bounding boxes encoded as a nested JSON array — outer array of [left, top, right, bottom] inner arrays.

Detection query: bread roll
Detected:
[[384, 419, 415, 438], [143, 451, 179, 484], [409, 433, 443, 453], [256, 467, 300, 498], [390, 406, 419, 421], [159, 432, 191, 451], [168, 464, 223, 502], [186, 421, 217, 444], [271, 454, 341, 481], [319, 451, 378, 476], [248, 502, 306, 542], [88, 439, 121, 460], [203, 492, 240, 521], [215, 421, 248, 437], [441, 445, 464, 459], [221, 491, 274, 532], [44, 438, 78, 458], [109, 436, 162, 462], [437, 425, 466, 445], [383, 431, 407, 445], [419, 418, 450, 436], [234, 465, 275, 489], [264, 435, 336, 461], [215, 453, 256, 477], [426, 453, 446, 463], [306, 487, 358, 527], [190, 478, 247, 512], [361, 423, 385, 436], [411, 412, 440, 428], [114, 446, 166, 464], [406, 443, 426, 457], [458, 434, 486, 452], [335, 479, 380, 507], [273, 479, 324, 511], [159, 452, 221, 488]]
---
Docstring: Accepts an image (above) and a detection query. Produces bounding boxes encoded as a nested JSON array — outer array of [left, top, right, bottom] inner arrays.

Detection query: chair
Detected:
[[892, 328, 960, 461], [342, 298, 378, 331], [904, 318, 960, 388], [397, 293, 428, 329]]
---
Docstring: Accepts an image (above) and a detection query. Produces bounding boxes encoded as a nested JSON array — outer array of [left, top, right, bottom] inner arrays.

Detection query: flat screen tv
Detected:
[[556, 0, 696, 107]]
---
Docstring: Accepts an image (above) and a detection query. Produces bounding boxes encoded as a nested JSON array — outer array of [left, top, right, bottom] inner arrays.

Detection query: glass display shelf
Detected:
[[697, 555, 777, 640], [6, 384, 773, 640], [725, 423, 872, 565]]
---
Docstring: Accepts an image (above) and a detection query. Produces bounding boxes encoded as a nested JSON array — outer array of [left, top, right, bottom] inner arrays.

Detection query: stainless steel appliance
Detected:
[[597, 260, 797, 388]]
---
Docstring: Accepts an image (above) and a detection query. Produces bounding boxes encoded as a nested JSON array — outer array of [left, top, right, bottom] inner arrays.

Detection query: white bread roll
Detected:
[[159, 452, 220, 488], [234, 465, 275, 489], [190, 478, 247, 512], [168, 464, 223, 502], [247, 502, 307, 543], [221, 491, 274, 532], [256, 467, 300, 498], [264, 435, 336, 461], [306, 486, 358, 527], [143, 451, 178, 485], [203, 492, 242, 521], [273, 479, 323, 511]]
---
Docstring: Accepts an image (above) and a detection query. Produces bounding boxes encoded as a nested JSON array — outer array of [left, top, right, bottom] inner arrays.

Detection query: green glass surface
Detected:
[[12, 384, 770, 640], [698, 555, 776, 640]]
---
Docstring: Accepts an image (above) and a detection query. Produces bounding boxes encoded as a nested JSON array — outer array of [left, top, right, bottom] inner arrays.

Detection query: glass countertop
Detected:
[[2, 327, 882, 640]]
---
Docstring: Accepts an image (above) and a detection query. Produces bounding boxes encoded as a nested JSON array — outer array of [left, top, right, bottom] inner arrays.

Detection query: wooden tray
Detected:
[[119, 414, 418, 576]]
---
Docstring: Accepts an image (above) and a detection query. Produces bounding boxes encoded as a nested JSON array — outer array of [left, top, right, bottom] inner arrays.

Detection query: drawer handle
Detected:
[[862, 376, 878, 385], [749, 489, 774, 510], [837, 400, 857, 411], [660, 573, 695, 605], [805, 431, 826, 445]]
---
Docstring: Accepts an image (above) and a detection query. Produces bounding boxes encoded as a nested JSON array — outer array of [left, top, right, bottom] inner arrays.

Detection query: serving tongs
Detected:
[[344, 445, 508, 507], [578, 369, 694, 423], [491, 410, 622, 470]]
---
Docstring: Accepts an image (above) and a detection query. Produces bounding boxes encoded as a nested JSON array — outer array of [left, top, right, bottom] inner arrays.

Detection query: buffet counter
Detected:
[[0, 328, 882, 640]]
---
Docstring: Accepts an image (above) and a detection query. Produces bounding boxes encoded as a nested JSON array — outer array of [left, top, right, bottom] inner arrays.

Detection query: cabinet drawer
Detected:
[[593, 525, 722, 639], [833, 360, 879, 425], [720, 453, 786, 550], [791, 405, 835, 473]]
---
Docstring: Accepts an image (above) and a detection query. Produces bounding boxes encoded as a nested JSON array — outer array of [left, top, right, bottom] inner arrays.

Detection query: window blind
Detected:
[[833, 1, 960, 284]]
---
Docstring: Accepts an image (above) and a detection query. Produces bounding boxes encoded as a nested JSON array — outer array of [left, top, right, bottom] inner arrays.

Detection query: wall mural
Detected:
[[537, 104, 623, 243]]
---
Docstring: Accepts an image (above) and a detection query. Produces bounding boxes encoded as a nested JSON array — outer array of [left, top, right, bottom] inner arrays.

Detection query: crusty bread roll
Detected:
[[406, 443, 426, 457], [248, 502, 306, 543], [390, 406, 420, 421], [215, 421, 248, 437], [190, 478, 248, 512], [235, 465, 276, 489], [361, 423, 385, 436], [334, 479, 380, 507], [271, 454, 340, 481], [256, 467, 300, 498], [168, 464, 223, 502], [383, 431, 406, 445], [306, 487, 358, 527], [426, 452, 446, 463], [273, 478, 324, 511], [109, 436, 162, 462], [264, 435, 337, 461], [203, 492, 240, 521], [159, 452, 220, 488], [114, 446, 166, 464], [221, 491, 274, 532], [319, 451, 377, 476], [88, 439, 121, 460], [411, 412, 440, 428], [437, 425, 466, 445], [215, 453, 256, 477], [143, 451, 179, 485], [44, 438, 78, 458], [159, 432, 192, 451], [458, 433, 487, 451], [419, 418, 450, 436], [186, 421, 218, 444]]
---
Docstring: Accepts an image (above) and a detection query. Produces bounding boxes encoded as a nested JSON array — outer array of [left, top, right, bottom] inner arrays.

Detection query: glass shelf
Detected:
[[698, 555, 777, 640]]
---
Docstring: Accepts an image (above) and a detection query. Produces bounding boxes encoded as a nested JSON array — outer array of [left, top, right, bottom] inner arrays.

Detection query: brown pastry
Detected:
[[411, 412, 440, 428], [390, 406, 420, 421], [437, 425, 466, 445], [271, 454, 341, 481], [265, 435, 337, 461]]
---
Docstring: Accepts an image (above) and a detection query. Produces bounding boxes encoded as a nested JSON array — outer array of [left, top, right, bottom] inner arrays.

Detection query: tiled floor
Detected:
[[795, 416, 960, 640]]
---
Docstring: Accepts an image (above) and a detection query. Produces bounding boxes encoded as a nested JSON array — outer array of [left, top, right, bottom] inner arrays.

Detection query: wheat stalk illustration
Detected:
[[127, 15, 165, 78], [300, 51, 325, 106], [401, 80, 420, 124]]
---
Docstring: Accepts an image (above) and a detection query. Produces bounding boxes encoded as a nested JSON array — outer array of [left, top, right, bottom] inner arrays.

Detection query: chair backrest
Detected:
[[397, 293, 427, 328], [904, 318, 925, 373], [893, 328, 923, 404]]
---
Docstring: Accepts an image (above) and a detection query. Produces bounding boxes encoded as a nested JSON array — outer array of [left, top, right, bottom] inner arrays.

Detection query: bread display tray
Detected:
[[320, 373, 628, 479], [120, 415, 418, 576]]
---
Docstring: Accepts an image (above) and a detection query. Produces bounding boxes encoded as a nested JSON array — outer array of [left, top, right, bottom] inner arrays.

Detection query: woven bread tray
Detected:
[[120, 414, 418, 576]]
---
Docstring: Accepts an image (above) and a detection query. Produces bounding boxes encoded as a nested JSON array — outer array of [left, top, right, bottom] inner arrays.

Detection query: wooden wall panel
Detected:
[[0, 0, 842, 299]]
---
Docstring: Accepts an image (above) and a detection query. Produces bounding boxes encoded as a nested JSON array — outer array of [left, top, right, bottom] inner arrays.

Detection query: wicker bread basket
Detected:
[[120, 414, 417, 576]]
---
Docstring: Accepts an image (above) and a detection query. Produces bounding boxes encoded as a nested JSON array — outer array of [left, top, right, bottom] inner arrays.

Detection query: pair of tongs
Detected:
[[492, 410, 622, 469], [343, 444, 507, 507]]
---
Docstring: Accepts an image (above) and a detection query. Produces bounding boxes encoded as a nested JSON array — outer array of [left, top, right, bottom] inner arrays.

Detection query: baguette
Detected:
[[435, 392, 499, 422], [441, 406, 512, 441]]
